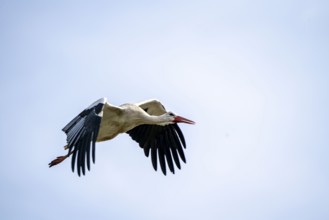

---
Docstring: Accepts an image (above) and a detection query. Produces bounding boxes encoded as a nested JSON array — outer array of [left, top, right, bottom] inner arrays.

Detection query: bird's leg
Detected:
[[48, 148, 74, 168], [64, 144, 69, 150], [48, 155, 68, 167]]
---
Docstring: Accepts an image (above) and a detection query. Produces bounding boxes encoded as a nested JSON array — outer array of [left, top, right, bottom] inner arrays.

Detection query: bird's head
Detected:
[[166, 112, 195, 125]]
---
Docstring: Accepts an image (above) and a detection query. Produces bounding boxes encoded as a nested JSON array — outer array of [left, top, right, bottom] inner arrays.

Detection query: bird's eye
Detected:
[[169, 112, 175, 116]]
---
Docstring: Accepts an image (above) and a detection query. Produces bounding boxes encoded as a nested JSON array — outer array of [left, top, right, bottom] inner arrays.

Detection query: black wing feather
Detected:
[[158, 144, 166, 175], [166, 130, 181, 169], [169, 127, 186, 163], [162, 130, 174, 174], [85, 133, 94, 170], [144, 144, 150, 157], [126, 123, 187, 175], [173, 124, 186, 148], [63, 101, 104, 176], [151, 145, 157, 171]]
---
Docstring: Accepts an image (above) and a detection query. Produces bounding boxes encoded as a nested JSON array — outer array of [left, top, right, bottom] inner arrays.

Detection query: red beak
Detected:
[[174, 116, 195, 124]]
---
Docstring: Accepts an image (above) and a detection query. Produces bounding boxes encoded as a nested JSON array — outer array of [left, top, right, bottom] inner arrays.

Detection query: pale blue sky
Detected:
[[1, 0, 329, 220]]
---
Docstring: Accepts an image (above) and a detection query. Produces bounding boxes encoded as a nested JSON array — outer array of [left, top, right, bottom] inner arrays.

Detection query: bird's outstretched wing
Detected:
[[62, 98, 106, 176], [127, 99, 187, 175]]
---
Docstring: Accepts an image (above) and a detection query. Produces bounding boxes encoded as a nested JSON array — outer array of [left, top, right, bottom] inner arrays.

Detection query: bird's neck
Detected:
[[146, 114, 173, 126]]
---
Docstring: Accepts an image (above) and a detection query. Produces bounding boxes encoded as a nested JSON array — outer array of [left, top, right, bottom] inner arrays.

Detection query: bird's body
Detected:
[[96, 99, 181, 141], [49, 98, 194, 176]]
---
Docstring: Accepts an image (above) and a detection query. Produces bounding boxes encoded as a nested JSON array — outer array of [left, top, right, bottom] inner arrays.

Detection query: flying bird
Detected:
[[49, 98, 195, 176]]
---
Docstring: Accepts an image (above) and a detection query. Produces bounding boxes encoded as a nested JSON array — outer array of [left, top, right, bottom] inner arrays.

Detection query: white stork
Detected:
[[49, 98, 195, 176]]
